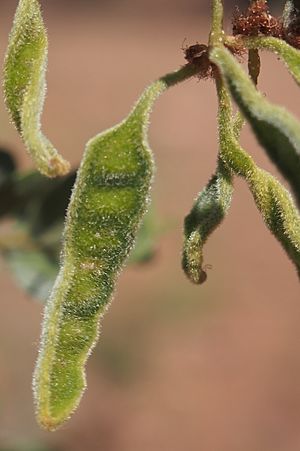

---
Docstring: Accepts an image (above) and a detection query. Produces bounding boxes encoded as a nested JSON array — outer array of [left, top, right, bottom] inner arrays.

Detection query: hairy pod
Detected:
[[210, 45, 300, 207], [182, 160, 233, 284], [248, 168, 300, 275], [182, 92, 245, 285], [33, 65, 198, 431], [215, 77, 300, 277], [3, 0, 70, 177]]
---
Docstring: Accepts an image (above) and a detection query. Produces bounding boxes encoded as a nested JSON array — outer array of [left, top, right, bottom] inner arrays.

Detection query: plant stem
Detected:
[[248, 49, 260, 85], [209, 0, 224, 47], [160, 64, 201, 88], [224, 34, 300, 86]]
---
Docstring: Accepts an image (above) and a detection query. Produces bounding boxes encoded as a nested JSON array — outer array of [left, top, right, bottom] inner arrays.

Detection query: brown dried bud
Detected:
[[183, 44, 212, 79]]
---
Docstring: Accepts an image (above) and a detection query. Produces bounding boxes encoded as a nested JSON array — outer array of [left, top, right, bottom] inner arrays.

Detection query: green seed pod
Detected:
[[248, 168, 300, 275], [33, 64, 198, 431], [182, 160, 233, 284], [210, 45, 300, 207], [3, 0, 70, 177], [182, 91, 245, 285], [215, 77, 300, 277]]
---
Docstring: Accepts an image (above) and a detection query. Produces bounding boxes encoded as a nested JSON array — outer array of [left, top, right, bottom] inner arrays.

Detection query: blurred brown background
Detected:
[[0, 1, 299, 450]]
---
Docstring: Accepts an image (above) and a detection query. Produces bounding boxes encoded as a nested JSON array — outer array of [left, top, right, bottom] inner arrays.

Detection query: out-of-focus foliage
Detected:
[[0, 148, 162, 302]]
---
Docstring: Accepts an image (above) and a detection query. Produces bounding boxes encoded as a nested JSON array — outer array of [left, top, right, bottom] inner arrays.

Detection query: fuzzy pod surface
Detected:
[[33, 64, 198, 431], [210, 44, 300, 206], [215, 77, 300, 278], [4, 0, 70, 177], [182, 160, 233, 284]]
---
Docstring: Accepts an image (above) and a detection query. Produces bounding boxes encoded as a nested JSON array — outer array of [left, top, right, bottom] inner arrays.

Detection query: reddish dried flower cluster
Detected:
[[183, 43, 213, 79], [232, 0, 300, 49], [233, 0, 282, 37], [182, 0, 300, 76]]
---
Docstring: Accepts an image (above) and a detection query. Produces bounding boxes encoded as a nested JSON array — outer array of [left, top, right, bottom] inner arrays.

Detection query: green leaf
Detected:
[[16, 171, 76, 236], [33, 65, 198, 431], [0, 168, 76, 232], [128, 207, 161, 264], [210, 44, 300, 206], [0, 163, 75, 301], [6, 249, 57, 301], [0, 221, 61, 302], [3, 0, 70, 177]]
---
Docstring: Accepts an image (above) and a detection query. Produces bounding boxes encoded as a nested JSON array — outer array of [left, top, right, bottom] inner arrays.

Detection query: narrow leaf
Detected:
[[210, 45, 300, 206], [4, 0, 70, 177], [6, 249, 57, 301], [33, 65, 198, 431]]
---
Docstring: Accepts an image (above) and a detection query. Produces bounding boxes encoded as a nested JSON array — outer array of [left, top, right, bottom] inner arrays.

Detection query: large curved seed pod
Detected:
[[33, 64, 198, 431]]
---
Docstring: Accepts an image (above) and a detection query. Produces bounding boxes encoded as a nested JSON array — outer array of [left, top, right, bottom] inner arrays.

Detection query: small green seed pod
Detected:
[[4, 0, 70, 177], [215, 76, 300, 277], [248, 167, 300, 275], [210, 44, 300, 206], [33, 65, 199, 431], [182, 97, 244, 285], [182, 159, 233, 284]]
